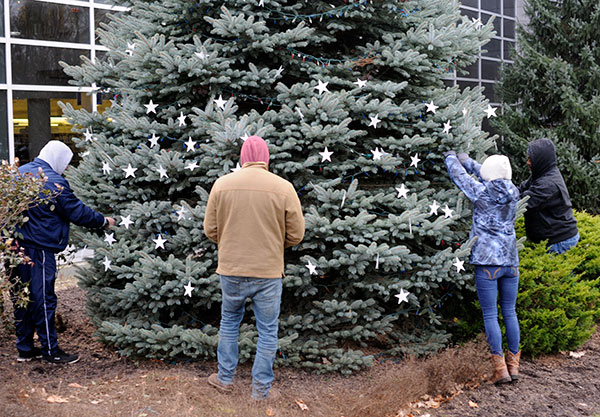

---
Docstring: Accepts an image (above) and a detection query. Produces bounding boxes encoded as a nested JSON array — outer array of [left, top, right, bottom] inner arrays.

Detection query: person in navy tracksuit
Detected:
[[13, 141, 115, 364]]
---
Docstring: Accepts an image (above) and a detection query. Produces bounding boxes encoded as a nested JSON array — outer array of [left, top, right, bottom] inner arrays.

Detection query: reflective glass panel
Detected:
[[0, 91, 8, 161], [12, 45, 90, 86], [481, 59, 500, 80], [460, 0, 479, 8], [482, 13, 501, 35], [482, 116, 498, 135], [0, 45, 5, 83], [504, 41, 516, 60], [482, 82, 496, 102], [458, 80, 479, 93], [10, 0, 90, 43], [481, 0, 501, 13], [482, 38, 502, 58], [13, 91, 92, 164], [504, 0, 516, 17], [461, 8, 479, 21], [503, 18, 515, 39], [94, 8, 118, 42], [96, 91, 114, 114], [0, 2, 5, 37], [443, 80, 455, 89], [459, 61, 479, 78]]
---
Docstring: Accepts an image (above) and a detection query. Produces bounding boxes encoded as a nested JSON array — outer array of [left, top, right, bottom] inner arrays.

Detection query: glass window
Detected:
[[458, 80, 479, 93], [13, 91, 92, 164], [443, 79, 455, 89], [504, 0, 516, 17], [459, 61, 479, 78], [482, 13, 500, 35], [481, 59, 500, 80], [481, 0, 501, 13], [94, 0, 115, 4], [461, 8, 479, 21], [0, 2, 5, 37], [0, 91, 8, 161], [460, 0, 479, 8], [10, 0, 90, 43], [96, 92, 113, 114], [482, 38, 502, 58], [0, 45, 5, 83], [12, 45, 90, 86], [94, 8, 119, 42], [482, 116, 498, 136], [482, 82, 496, 102], [504, 41, 516, 60], [503, 18, 515, 39]]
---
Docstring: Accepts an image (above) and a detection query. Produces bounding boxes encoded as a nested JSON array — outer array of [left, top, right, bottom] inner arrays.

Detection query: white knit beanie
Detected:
[[480, 155, 512, 181]]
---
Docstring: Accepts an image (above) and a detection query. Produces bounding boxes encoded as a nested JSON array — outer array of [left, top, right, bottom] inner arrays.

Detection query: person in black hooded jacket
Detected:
[[519, 138, 579, 254]]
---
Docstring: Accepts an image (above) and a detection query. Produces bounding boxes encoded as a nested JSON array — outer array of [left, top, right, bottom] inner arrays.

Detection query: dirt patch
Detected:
[[1, 277, 599, 417], [426, 331, 600, 417]]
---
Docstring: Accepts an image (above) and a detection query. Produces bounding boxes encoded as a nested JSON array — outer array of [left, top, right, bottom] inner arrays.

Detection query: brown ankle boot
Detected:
[[506, 351, 521, 381], [490, 354, 511, 385]]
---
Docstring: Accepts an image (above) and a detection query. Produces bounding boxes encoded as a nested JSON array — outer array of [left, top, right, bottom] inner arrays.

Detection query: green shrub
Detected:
[[516, 211, 600, 356], [449, 211, 600, 356], [0, 161, 50, 325]]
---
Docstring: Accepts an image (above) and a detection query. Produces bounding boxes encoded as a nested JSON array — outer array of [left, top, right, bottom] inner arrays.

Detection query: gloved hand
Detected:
[[443, 150, 456, 158], [457, 152, 469, 164]]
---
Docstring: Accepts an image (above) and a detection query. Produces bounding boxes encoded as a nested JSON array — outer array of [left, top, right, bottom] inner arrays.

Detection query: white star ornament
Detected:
[[144, 100, 158, 114], [429, 200, 440, 215], [396, 184, 409, 199], [453, 257, 465, 273], [395, 288, 410, 304], [319, 147, 333, 163], [306, 260, 318, 275], [314, 79, 329, 95]]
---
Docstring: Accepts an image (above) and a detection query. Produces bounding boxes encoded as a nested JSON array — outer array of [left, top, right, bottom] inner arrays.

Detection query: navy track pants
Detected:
[[12, 246, 59, 356]]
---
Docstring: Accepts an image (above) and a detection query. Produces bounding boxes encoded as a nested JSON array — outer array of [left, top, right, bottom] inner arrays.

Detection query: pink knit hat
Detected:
[[240, 135, 270, 165]]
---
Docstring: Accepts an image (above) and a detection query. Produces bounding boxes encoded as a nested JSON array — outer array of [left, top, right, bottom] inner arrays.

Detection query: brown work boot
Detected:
[[490, 354, 511, 385], [207, 373, 233, 392], [506, 350, 521, 381]]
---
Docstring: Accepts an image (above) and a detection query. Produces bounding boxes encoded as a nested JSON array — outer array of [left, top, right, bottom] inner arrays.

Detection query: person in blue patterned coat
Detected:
[[444, 151, 521, 385]]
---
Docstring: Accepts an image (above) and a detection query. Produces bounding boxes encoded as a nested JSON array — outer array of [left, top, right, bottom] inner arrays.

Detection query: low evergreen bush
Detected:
[[516, 211, 600, 356], [449, 211, 600, 356]]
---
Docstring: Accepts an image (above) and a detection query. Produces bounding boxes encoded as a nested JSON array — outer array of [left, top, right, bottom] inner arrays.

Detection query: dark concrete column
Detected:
[[27, 98, 51, 160]]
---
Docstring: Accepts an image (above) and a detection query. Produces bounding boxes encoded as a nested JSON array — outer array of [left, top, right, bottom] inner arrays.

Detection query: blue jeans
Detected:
[[547, 232, 580, 254], [217, 275, 282, 399], [474, 266, 520, 356]]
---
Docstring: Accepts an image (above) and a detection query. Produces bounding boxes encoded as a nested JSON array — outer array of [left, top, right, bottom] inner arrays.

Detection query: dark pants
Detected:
[[12, 246, 59, 356]]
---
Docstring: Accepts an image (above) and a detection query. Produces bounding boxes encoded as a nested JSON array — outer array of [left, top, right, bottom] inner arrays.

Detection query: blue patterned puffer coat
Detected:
[[445, 155, 520, 267]]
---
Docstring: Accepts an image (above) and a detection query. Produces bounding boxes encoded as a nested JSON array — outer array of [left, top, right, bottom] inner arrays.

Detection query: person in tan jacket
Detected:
[[204, 135, 305, 400]]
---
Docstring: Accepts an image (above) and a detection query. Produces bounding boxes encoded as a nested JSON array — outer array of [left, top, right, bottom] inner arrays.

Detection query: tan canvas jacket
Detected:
[[203, 162, 305, 278]]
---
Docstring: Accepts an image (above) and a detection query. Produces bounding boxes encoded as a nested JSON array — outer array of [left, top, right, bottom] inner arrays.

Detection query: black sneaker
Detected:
[[43, 349, 80, 364], [17, 347, 43, 362]]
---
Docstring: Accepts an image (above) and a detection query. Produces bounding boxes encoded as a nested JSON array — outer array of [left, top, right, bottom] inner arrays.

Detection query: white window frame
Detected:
[[1, 0, 128, 163]]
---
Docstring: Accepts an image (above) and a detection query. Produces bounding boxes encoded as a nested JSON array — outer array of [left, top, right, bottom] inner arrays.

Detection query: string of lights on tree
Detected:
[[87, 0, 494, 325]]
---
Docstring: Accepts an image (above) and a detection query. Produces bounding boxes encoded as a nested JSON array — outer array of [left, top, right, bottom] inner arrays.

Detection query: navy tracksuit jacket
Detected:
[[13, 158, 104, 356]]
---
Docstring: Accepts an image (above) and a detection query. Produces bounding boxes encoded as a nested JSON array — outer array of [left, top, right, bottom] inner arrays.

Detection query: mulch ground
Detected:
[[0, 284, 599, 417], [427, 332, 600, 417]]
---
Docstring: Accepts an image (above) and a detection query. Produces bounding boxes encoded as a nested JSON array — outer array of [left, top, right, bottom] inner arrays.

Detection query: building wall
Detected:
[[0, 0, 127, 163], [451, 0, 526, 133]]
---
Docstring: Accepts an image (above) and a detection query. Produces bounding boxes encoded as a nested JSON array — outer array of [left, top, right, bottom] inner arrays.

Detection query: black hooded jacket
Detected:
[[519, 138, 578, 244]]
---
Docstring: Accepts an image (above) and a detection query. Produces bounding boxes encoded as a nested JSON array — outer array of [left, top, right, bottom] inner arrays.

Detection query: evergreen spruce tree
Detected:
[[494, 0, 600, 213], [61, 0, 497, 372]]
